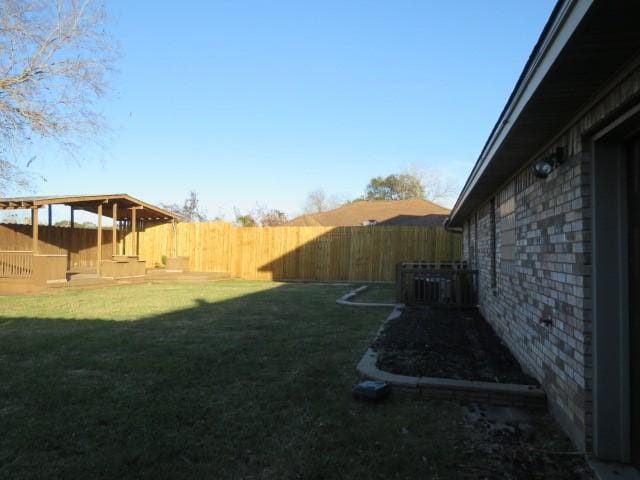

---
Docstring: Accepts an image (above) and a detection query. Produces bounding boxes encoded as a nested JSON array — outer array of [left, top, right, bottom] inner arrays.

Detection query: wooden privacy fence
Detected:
[[0, 222, 462, 281], [138, 223, 462, 282]]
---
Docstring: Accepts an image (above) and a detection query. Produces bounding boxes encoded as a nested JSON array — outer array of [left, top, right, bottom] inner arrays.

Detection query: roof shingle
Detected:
[[286, 198, 449, 227]]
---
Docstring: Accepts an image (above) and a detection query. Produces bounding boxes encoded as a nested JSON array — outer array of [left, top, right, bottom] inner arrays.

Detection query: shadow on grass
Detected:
[[0, 282, 469, 480]]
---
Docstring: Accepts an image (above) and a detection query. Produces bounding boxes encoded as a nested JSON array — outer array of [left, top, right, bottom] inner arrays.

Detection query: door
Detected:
[[628, 136, 640, 468]]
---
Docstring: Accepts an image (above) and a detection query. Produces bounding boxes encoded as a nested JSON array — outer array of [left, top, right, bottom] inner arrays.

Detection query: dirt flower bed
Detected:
[[459, 403, 593, 479], [372, 306, 538, 385], [370, 306, 593, 478]]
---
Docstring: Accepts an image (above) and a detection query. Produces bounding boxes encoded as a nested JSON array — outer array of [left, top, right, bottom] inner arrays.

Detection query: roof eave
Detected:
[[447, 0, 592, 228]]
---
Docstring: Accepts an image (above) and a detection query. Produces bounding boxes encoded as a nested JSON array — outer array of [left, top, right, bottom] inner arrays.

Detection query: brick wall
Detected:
[[463, 153, 592, 450], [460, 63, 640, 451]]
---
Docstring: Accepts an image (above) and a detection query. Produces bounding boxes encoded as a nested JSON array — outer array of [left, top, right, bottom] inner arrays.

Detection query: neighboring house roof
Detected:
[[284, 214, 323, 226], [447, 0, 640, 227], [286, 198, 450, 227]]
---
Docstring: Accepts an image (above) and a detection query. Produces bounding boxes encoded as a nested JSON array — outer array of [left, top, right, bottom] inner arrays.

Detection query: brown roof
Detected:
[[0, 194, 180, 221], [286, 198, 450, 227], [284, 214, 323, 226]]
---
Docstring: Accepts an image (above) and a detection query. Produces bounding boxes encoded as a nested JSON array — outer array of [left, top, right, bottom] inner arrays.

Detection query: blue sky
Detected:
[[29, 0, 555, 221]]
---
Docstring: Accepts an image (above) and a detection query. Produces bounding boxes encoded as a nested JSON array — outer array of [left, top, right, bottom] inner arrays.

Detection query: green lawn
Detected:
[[0, 280, 580, 479], [352, 283, 396, 304]]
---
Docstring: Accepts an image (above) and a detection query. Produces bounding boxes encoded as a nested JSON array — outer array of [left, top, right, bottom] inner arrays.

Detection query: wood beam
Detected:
[[31, 208, 39, 254], [0, 202, 25, 209], [112, 203, 118, 256], [97, 203, 103, 275]]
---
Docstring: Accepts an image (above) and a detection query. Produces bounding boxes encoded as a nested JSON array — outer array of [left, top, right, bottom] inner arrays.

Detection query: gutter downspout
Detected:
[[443, 217, 462, 233]]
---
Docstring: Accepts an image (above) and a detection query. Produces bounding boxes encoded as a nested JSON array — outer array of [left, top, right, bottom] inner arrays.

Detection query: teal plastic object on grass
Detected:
[[352, 381, 391, 401]]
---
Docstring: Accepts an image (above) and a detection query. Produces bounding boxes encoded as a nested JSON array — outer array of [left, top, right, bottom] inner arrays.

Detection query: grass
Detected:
[[349, 283, 396, 304], [0, 280, 477, 479]]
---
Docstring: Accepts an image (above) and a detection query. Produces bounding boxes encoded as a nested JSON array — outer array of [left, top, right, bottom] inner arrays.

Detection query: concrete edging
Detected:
[[336, 285, 397, 308], [356, 305, 547, 408]]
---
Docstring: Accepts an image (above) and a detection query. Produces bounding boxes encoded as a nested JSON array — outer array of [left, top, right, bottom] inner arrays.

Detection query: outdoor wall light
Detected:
[[531, 147, 564, 179], [532, 158, 554, 178]]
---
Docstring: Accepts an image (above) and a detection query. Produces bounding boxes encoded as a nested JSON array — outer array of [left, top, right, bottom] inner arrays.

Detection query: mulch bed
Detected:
[[372, 306, 538, 385], [371, 306, 593, 479], [460, 403, 594, 479]]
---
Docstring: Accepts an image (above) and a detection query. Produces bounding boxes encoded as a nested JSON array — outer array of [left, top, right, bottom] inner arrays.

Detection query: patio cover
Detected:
[[0, 194, 180, 221], [0, 194, 181, 273]]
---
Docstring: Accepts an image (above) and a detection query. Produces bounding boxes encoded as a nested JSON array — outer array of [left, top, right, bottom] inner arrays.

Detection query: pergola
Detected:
[[0, 194, 180, 281]]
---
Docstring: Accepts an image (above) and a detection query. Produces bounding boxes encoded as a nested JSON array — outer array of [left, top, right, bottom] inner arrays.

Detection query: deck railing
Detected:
[[0, 251, 33, 278], [396, 261, 478, 308]]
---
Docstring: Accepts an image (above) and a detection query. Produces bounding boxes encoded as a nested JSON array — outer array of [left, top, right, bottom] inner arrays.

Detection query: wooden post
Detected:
[[69, 207, 74, 270], [112, 203, 118, 256], [48, 205, 52, 227], [31, 207, 39, 254], [119, 220, 125, 255], [131, 208, 137, 257], [97, 203, 103, 275]]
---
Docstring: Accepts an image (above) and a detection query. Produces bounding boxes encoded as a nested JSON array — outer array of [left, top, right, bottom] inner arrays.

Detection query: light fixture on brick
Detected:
[[531, 147, 564, 179]]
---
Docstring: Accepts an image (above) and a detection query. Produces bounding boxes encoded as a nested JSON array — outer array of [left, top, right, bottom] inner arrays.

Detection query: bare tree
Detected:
[[233, 204, 288, 227], [233, 207, 258, 227], [0, 0, 116, 194], [161, 191, 208, 222], [0, 157, 32, 194], [302, 189, 344, 214], [402, 165, 457, 204], [256, 206, 287, 226]]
